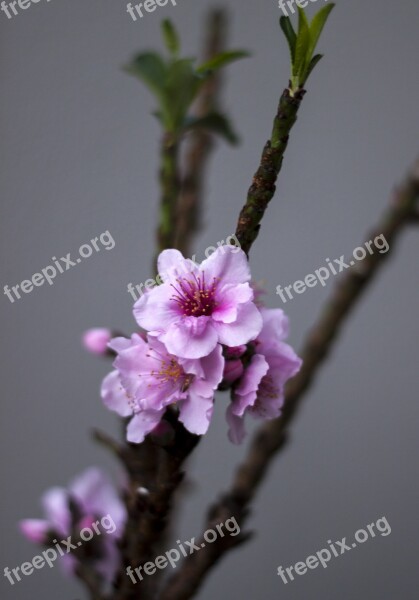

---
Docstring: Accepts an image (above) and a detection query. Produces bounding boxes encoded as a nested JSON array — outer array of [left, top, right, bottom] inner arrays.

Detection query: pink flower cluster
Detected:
[[20, 468, 126, 582], [100, 247, 302, 444]]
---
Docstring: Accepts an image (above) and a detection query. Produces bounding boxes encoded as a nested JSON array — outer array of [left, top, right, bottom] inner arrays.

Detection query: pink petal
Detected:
[[126, 412, 163, 444], [108, 335, 138, 354], [41, 488, 70, 537], [101, 371, 132, 417], [257, 308, 290, 351], [201, 246, 251, 286], [96, 537, 120, 583], [161, 317, 218, 359], [133, 283, 179, 332], [266, 342, 302, 382], [69, 468, 126, 534], [59, 554, 77, 577], [178, 392, 214, 435], [19, 519, 50, 543], [199, 343, 225, 387], [233, 354, 269, 416], [214, 302, 262, 347], [158, 249, 198, 283], [212, 283, 254, 324], [226, 405, 246, 444]]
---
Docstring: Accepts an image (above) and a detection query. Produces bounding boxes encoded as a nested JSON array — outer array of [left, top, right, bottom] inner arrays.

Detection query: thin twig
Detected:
[[154, 132, 181, 267], [160, 158, 419, 600], [92, 428, 125, 460], [235, 85, 306, 255], [174, 9, 229, 256]]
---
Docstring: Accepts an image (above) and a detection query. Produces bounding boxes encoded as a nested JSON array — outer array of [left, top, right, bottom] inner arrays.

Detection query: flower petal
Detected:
[[199, 343, 225, 388], [161, 317, 218, 359], [158, 249, 198, 283], [214, 302, 262, 347], [257, 308, 290, 351], [126, 412, 163, 444], [101, 371, 132, 417], [226, 404, 246, 444], [19, 519, 50, 544], [201, 246, 251, 286], [41, 487, 70, 537], [69, 468, 127, 533], [108, 335, 139, 354], [233, 354, 269, 416], [133, 283, 179, 332], [212, 283, 254, 324], [178, 392, 214, 435]]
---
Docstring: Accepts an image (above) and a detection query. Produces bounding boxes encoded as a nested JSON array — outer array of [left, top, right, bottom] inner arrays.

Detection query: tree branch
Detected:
[[235, 85, 306, 255], [155, 132, 181, 266], [174, 9, 229, 257], [160, 157, 419, 600]]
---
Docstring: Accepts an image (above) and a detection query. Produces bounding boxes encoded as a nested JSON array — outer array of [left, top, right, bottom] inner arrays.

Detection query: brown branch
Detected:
[[173, 9, 229, 256], [234, 85, 306, 256], [160, 158, 419, 600], [75, 563, 106, 600]]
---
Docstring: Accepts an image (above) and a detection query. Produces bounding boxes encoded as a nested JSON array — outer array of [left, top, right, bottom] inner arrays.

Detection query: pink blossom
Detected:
[[133, 247, 263, 359], [227, 308, 302, 444], [82, 328, 112, 355], [19, 468, 126, 582], [101, 333, 224, 443]]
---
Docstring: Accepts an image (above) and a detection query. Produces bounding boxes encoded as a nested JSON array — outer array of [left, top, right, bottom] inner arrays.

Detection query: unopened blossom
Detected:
[[227, 308, 302, 444], [19, 468, 126, 582], [82, 328, 112, 355], [133, 246, 263, 359], [222, 358, 244, 385], [101, 333, 224, 443]]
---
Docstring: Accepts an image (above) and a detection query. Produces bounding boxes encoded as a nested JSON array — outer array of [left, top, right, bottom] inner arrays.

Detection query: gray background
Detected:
[[1, 0, 418, 598]]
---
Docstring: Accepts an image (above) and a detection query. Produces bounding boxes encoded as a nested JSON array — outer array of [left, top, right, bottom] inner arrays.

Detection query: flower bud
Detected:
[[222, 359, 244, 385], [82, 328, 112, 355]]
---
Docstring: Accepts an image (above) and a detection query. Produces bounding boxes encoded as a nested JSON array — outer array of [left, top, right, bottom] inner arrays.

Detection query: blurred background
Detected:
[[1, 0, 418, 598]]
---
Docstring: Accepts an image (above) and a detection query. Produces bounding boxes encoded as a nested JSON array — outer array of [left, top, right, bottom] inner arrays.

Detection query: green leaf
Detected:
[[163, 59, 203, 130], [196, 50, 249, 74], [124, 52, 168, 101], [161, 19, 180, 56], [183, 112, 239, 145], [305, 53, 323, 81], [279, 16, 297, 63], [293, 7, 310, 81], [308, 4, 335, 60]]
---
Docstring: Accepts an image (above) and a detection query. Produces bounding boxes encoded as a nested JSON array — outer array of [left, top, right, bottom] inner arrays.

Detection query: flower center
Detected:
[[145, 350, 194, 393], [155, 358, 184, 384], [170, 272, 218, 317]]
